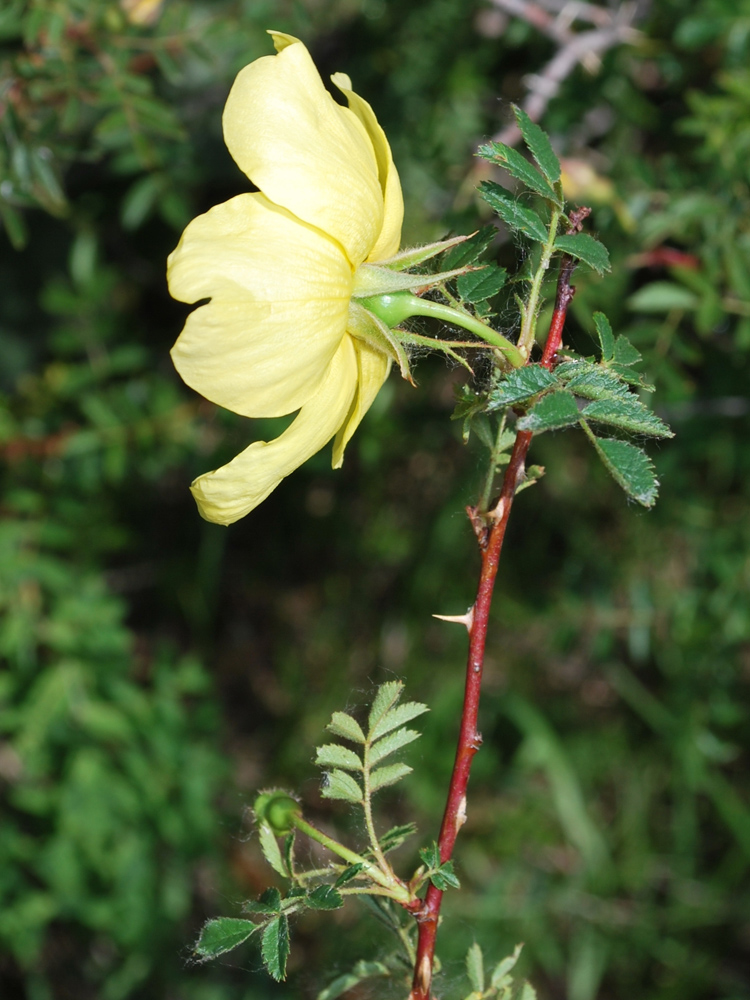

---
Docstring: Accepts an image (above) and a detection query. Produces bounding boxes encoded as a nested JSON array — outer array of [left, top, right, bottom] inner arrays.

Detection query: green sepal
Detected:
[[194, 917, 258, 959], [378, 234, 473, 270], [347, 299, 413, 384], [352, 261, 479, 298]]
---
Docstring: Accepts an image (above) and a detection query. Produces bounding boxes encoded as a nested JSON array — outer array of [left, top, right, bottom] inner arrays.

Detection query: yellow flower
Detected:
[[168, 31, 404, 525]]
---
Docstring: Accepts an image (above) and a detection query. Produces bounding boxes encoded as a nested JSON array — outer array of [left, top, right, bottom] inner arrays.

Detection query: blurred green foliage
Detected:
[[2, 0, 750, 998]]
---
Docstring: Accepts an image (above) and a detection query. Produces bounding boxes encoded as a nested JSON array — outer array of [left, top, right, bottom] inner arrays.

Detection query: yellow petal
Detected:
[[223, 37, 382, 267], [168, 193, 351, 418], [332, 339, 391, 468], [331, 72, 403, 261], [191, 335, 358, 525]]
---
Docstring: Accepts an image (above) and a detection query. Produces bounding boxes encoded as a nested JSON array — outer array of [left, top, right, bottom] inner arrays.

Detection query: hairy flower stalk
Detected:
[[168, 32, 522, 525]]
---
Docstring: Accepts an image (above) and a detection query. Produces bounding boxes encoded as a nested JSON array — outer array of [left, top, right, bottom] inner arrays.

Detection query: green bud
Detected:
[[253, 790, 301, 835]]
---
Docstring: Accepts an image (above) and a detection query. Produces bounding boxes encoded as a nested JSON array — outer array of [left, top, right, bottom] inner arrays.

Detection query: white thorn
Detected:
[[432, 605, 474, 632]]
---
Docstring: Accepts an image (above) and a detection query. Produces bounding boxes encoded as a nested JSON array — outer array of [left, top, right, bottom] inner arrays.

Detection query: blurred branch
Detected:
[[490, 0, 644, 145]]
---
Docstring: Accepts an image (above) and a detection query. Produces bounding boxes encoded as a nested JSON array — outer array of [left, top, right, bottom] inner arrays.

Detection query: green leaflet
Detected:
[[477, 141, 560, 204], [379, 822, 418, 853], [613, 335, 642, 366], [261, 914, 290, 981], [317, 961, 390, 1000], [456, 263, 507, 303], [517, 391, 580, 433], [589, 435, 660, 507], [513, 104, 561, 183], [466, 942, 485, 994], [554, 233, 611, 274], [582, 397, 673, 439], [194, 918, 257, 959], [243, 887, 281, 914], [306, 885, 344, 910], [258, 822, 288, 878], [315, 743, 363, 770], [369, 762, 413, 792], [321, 768, 363, 803], [593, 311, 615, 361], [487, 365, 557, 409], [440, 226, 496, 269], [369, 727, 421, 766], [369, 700, 429, 741], [557, 362, 630, 400], [326, 711, 366, 743], [478, 182, 549, 243]]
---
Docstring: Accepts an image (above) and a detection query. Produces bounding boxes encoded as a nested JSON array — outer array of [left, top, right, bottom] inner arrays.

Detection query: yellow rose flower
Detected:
[[168, 31, 404, 525]]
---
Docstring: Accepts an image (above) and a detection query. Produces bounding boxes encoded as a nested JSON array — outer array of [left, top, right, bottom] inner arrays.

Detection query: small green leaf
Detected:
[[589, 435, 659, 507], [317, 961, 390, 1000], [517, 390, 580, 433], [322, 769, 363, 803], [488, 365, 558, 409], [368, 681, 404, 733], [327, 711, 366, 743], [441, 226, 496, 269], [369, 727, 421, 766], [592, 312, 615, 362], [490, 944, 524, 988], [582, 397, 673, 438], [315, 744, 363, 770], [513, 105, 561, 183], [627, 281, 699, 312], [334, 863, 367, 888], [283, 833, 295, 877], [419, 844, 441, 869], [613, 336, 642, 366], [307, 885, 344, 910], [466, 942, 485, 993], [430, 860, 461, 891], [456, 263, 507, 303], [194, 918, 257, 959], [243, 887, 282, 914], [370, 701, 429, 741], [380, 822, 418, 853], [258, 822, 288, 878], [519, 983, 538, 1000], [261, 915, 290, 981], [478, 141, 560, 203], [478, 183, 549, 243], [554, 234, 610, 274], [369, 762, 413, 792]]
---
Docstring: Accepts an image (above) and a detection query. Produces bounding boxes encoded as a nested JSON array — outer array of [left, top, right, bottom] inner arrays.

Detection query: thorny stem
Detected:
[[408, 236, 581, 1000]]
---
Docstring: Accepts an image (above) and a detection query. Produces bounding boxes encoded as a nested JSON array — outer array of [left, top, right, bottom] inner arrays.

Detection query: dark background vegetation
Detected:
[[2, 1, 750, 998]]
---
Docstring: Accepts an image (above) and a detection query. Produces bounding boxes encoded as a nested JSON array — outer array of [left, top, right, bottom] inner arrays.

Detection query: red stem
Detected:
[[408, 252, 578, 1000]]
